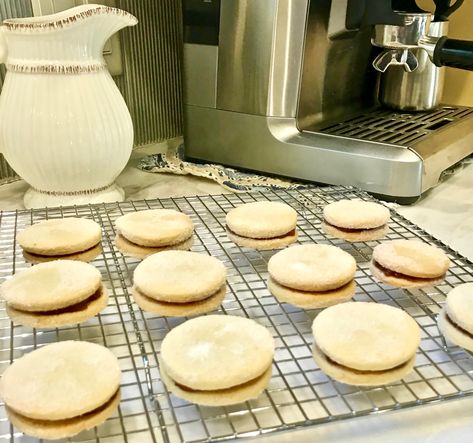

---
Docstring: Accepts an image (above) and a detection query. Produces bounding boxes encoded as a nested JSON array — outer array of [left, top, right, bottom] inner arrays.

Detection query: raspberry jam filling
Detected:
[[316, 344, 411, 375], [373, 261, 442, 282], [226, 227, 296, 240], [11, 287, 103, 316], [324, 220, 385, 233]]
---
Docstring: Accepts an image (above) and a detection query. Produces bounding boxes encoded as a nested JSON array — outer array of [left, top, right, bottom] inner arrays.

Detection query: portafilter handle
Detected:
[[371, 11, 473, 72], [419, 35, 473, 71]]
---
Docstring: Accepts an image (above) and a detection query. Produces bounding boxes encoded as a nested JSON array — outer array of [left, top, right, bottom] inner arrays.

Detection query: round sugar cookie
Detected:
[[373, 240, 450, 278], [443, 283, 473, 334], [268, 277, 355, 309], [312, 344, 416, 386], [312, 302, 420, 371], [438, 308, 473, 352], [160, 360, 272, 406], [370, 260, 444, 288], [114, 234, 193, 259], [133, 251, 226, 303], [0, 341, 121, 421], [226, 228, 297, 250], [160, 315, 274, 391], [226, 201, 297, 239], [268, 244, 356, 292], [132, 286, 225, 317], [0, 260, 102, 312], [115, 209, 193, 247], [321, 222, 388, 243], [7, 286, 108, 329], [17, 218, 101, 256], [323, 199, 390, 229], [6, 390, 120, 440]]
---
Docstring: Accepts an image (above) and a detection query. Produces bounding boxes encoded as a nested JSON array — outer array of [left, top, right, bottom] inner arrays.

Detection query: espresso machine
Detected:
[[182, 0, 473, 201]]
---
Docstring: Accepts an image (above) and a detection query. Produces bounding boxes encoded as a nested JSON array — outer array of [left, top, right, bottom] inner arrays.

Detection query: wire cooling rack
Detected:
[[0, 186, 473, 443]]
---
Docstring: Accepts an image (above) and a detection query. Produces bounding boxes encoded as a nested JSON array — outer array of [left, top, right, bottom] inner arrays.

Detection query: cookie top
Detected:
[[373, 240, 450, 278], [268, 244, 356, 291], [160, 315, 274, 390], [0, 341, 120, 421], [312, 302, 421, 371], [323, 199, 390, 229], [17, 218, 101, 256], [115, 209, 194, 247], [226, 201, 297, 239], [445, 283, 473, 334], [0, 260, 102, 312], [134, 251, 226, 303]]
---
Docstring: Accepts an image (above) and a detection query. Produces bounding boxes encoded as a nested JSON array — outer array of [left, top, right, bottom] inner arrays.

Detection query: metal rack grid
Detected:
[[318, 106, 473, 146], [1, 186, 473, 443]]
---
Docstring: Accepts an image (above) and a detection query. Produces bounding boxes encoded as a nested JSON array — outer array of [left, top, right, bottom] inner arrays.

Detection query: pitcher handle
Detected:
[[0, 26, 7, 64]]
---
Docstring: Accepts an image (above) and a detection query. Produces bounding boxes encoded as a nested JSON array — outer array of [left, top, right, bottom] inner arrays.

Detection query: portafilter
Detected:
[[372, 12, 473, 72]]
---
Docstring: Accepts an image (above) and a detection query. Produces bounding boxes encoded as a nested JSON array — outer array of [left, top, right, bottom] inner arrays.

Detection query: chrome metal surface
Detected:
[[319, 105, 472, 144], [319, 106, 473, 191], [418, 34, 441, 59], [372, 12, 432, 49], [217, 0, 275, 115], [216, 0, 307, 117], [1, 189, 473, 442], [183, 1, 473, 198], [183, 44, 218, 109], [268, 0, 308, 118], [185, 104, 473, 197], [380, 21, 448, 111], [372, 48, 419, 72], [185, 105, 424, 197], [327, 0, 350, 38], [297, 0, 377, 129], [412, 110, 473, 190]]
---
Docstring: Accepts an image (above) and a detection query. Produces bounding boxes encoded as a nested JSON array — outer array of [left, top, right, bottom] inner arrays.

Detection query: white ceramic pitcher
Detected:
[[0, 5, 137, 208]]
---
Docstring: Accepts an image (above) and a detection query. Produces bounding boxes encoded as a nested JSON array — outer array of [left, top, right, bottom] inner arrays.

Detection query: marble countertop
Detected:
[[0, 140, 472, 442], [396, 161, 473, 261]]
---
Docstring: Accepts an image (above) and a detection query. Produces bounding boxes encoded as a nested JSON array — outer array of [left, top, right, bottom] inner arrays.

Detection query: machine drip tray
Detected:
[[318, 106, 473, 147]]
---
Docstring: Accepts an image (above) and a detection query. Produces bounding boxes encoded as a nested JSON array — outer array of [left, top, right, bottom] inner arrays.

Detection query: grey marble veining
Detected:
[[396, 161, 473, 260]]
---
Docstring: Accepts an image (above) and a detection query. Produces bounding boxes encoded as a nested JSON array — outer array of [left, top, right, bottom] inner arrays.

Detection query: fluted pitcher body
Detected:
[[0, 4, 137, 208]]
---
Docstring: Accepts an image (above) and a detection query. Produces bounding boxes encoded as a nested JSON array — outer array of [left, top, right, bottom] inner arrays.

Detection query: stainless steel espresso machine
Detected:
[[182, 0, 473, 201]]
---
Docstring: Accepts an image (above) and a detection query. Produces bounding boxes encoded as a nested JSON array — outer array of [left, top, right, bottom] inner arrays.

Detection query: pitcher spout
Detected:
[[81, 4, 138, 41], [2, 4, 137, 61], [61, 4, 138, 46]]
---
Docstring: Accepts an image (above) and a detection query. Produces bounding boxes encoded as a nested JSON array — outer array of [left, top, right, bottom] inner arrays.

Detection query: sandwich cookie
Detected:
[[438, 283, 473, 352], [312, 302, 421, 386], [132, 250, 226, 317], [267, 244, 357, 309], [18, 217, 102, 263], [322, 199, 390, 242], [0, 341, 121, 440], [226, 201, 297, 250], [160, 315, 274, 406], [371, 240, 450, 288], [0, 260, 107, 328], [115, 209, 194, 259]]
